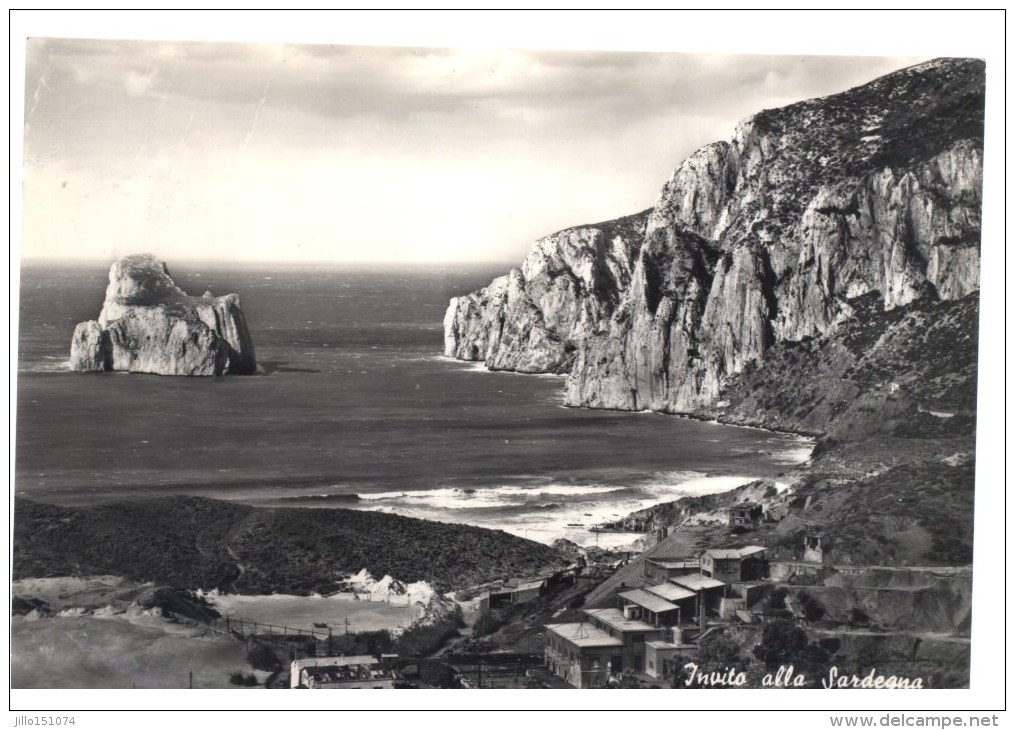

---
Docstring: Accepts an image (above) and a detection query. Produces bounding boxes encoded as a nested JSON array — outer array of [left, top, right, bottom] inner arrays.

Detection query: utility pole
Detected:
[[189, 670, 192, 689]]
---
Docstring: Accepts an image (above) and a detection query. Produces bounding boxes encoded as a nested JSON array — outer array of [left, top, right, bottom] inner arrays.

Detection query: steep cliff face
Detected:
[[443, 211, 648, 373], [566, 58, 983, 413], [445, 58, 984, 419], [69, 254, 256, 376]]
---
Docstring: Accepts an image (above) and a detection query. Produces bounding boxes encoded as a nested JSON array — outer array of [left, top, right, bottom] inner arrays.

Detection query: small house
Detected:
[[700, 545, 769, 583], [644, 582, 698, 622], [642, 557, 700, 585], [291, 655, 398, 689], [729, 502, 764, 530], [670, 573, 728, 619], [544, 607, 667, 687], [487, 576, 547, 609], [616, 588, 682, 627]]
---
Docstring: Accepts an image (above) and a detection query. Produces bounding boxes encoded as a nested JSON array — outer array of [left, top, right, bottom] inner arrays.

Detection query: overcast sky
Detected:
[[21, 38, 922, 264]]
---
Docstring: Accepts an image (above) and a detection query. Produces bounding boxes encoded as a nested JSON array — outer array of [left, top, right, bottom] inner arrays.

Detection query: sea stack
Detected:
[[69, 254, 257, 376]]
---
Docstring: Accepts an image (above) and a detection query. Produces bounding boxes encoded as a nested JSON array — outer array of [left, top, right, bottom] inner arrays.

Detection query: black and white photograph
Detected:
[[8, 9, 1006, 723]]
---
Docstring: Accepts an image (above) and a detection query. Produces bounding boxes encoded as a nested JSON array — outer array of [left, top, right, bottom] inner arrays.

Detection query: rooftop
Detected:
[[294, 655, 377, 670], [702, 549, 744, 560], [304, 664, 397, 684], [500, 575, 548, 590], [645, 583, 697, 602], [545, 622, 624, 649], [514, 579, 545, 592], [702, 545, 768, 560], [671, 574, 726, 592], [646, 640, 697, 650], [584, 607, 657, 634], [618, 589, 680, 614], [647, 558, 700, 570]]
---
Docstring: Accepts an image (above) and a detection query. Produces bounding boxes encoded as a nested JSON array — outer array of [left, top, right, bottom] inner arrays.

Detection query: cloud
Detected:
[[124, 68, 157, 96], [19, 38, 925, 264], [26, 38, 922, 126]]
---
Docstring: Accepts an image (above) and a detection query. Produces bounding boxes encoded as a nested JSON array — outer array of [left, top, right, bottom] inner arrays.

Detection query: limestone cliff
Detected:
[[445, 58, 984, 421], [444, 211, 648, 373], [69, 254, 256, 376]]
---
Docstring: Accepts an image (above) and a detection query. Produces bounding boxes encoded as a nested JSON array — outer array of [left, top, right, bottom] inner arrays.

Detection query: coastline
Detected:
[[435, 353, 819, 542], [440, 349, 826, 443]]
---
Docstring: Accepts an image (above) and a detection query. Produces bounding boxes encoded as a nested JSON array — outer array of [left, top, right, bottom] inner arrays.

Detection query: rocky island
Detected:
[[69, 254, 257, 376]]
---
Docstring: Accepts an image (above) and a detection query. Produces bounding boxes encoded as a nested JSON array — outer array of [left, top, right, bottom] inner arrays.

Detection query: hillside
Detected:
[[442, 58, 983, 571], [591, 290, 979, 566], [703, 291, 978, 440], [12, 496, 566, 594]]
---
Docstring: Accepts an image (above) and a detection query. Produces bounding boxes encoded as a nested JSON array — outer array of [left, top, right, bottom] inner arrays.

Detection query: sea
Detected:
[[14, 261, 812, 547]]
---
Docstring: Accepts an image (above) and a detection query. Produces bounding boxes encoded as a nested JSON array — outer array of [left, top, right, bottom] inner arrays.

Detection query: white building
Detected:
[[290, 655, 397, 689]]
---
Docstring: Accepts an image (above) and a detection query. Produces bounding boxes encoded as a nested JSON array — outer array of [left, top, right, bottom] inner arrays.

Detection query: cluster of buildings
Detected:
[[544, 607, 697, 688], [287, 513, 830, 690], [544, 543, 778, 688]]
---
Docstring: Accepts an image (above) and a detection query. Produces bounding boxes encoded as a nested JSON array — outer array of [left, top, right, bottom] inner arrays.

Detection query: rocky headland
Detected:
[[445, 58, 982, 415], [69, 254, 256, 376], [444, 58, 984, 567], [444, 211, 649, 373]]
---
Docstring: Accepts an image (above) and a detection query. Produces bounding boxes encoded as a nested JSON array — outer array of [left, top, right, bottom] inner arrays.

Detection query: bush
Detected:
[[819, 637, 841, 654], [766, 587, 788, 609], [697, 630, 746, 672], [246, 640, 281, 672], [418, 661, 460, 688], [229, 671, 259, 687], [753, 619, 808, 668], [797, 592, 826, 622], [326, 629, 395, 658], [472, 609, 499, 637], [396, 611, 463, 657]]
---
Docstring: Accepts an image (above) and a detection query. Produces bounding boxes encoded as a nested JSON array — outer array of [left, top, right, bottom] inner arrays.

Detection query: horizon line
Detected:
[[16, 256, 525, 269]]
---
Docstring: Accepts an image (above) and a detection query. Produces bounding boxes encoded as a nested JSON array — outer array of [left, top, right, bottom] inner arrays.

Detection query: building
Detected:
[[290, 655, 398, 689], [645, 633, 698, 680], [803, 530, 825, 563], [544, 620, 624, 688], [643, 582, 698, 622], [700, 546, 769, 583], [545, 608, 669, 687], [616, 588, 683, 627], [670, 573, 728, 620], [729, 502, 764, 529], [484, 576, 547, 609], [642, 557, 700, 585]]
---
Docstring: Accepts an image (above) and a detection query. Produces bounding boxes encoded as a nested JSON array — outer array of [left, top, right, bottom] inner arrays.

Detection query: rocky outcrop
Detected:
[[443, 211, 649, 373], [445, 58, 984, 418], [69, 254, 256, 376]]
